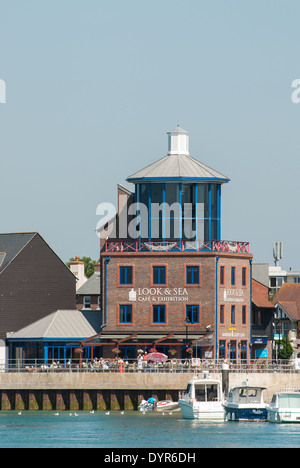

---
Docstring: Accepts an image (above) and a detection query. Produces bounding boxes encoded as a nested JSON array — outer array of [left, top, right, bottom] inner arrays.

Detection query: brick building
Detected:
[[95, 126, 253, 361]]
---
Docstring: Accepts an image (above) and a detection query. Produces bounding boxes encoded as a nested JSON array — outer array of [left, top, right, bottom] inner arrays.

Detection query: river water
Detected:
[[0, 411, 299, 449]]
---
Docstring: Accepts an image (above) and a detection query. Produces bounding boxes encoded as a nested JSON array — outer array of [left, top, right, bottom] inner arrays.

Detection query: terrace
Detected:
[[105, 239, 250, 254]]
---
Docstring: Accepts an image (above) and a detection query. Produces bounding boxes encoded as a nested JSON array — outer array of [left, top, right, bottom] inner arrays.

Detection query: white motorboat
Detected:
[[267, 391, 300, 423], [138, 399, 179, 412], [178, 372, 224, 420], [223, 385, 268, 421]]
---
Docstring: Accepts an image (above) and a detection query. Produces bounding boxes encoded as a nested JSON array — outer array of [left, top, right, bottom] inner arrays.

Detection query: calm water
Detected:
[[0, 411, 299, 448]]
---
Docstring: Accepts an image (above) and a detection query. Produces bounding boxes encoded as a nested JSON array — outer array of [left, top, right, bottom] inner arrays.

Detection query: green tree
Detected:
[[66, 257, 97, 278], [278, 338, 294, 360]]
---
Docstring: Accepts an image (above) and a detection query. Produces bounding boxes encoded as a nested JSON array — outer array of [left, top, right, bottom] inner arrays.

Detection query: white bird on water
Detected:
[[105, 411, 110, 415], [18, 412, 22, 415], [89, 410, 95, 414]]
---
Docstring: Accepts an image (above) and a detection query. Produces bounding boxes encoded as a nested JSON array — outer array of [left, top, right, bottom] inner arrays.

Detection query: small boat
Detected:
[[138, 399, 179, 412], [178, 372, 224, 420], [223, 385, 268, 421], [267, 391, 300, 423]]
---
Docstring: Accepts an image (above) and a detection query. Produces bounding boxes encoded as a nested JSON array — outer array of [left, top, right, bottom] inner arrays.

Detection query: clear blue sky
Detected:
[[1, 0, 300, 269]]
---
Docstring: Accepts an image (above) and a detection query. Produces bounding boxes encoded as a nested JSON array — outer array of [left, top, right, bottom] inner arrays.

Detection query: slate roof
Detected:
[[0, 232, 36, 274], [76, 272, 100, 295], [7, 309, 101, 340], [127, 153, 230, 184]]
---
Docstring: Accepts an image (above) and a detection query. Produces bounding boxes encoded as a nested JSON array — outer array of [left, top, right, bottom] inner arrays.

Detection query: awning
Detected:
[[192, 333, 214, 347]]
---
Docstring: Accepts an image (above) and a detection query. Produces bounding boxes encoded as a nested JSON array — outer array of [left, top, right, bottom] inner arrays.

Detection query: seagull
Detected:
[[18, 412, 22, 415], [120, 411, 124, 415], [105, 411, 110, 415], [70, 413, 73, 416], [55, 413, 59, 416], [89, 410, 95, 414]]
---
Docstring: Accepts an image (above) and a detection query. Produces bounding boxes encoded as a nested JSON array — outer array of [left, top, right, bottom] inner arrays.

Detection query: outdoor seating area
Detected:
[[6, 357, 299, 374]]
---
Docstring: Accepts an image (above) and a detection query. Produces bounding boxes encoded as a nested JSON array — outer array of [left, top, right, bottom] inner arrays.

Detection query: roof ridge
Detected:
[[44, 310, 60, 337]]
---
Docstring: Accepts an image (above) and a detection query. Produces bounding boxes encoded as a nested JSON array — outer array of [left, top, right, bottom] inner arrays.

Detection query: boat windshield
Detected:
[[278, 394, 300, 409], [238, 388, 261, 404], [195, 384, 218, 402]]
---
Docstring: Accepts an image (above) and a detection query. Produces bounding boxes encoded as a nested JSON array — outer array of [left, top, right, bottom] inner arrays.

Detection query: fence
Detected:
[[5, 358, 300, 374]]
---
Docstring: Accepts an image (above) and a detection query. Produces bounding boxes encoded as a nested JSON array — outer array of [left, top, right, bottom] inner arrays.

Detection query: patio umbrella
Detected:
[[146, 352, 168, 363]]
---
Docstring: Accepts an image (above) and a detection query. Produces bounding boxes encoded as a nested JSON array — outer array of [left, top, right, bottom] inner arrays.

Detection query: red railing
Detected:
[[105, 240, 250, 254]]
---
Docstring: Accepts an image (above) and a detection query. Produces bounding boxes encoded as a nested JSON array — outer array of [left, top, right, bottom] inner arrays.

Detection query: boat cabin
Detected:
[[270, 392, 300, 410], [184, 377, 222, 403], [227, 387, 266, 406]]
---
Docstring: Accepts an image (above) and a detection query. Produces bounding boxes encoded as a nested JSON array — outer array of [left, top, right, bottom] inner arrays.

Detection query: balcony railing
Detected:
[[105, 240, 250, 254], [2, 358, 298, 374]]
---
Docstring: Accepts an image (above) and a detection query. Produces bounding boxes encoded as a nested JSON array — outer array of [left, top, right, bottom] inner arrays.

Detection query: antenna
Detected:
[[273, 241, 283, 266]]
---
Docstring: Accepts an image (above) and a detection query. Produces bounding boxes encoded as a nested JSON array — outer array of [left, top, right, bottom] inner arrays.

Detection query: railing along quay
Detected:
[[4, 358, 300, 374]]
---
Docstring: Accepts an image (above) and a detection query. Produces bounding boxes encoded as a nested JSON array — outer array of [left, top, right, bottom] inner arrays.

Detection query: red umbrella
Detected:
[[146, 352, 168, 363]]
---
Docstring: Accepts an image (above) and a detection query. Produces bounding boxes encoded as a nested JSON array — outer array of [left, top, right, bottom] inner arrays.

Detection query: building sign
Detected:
[[129, 288, 189, 302], [223, 288, 244, 302]]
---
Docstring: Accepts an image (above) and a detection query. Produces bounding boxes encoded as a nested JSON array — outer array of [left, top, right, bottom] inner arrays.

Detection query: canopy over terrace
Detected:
[[80, 331, 210, 359]]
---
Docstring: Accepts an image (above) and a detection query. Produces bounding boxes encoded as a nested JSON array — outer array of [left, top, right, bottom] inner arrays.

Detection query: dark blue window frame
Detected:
[[220, 304, 225, 324], [119, 266, 133, 285], [220, 266, 225, 286], [231, 267, 236, 286], [186, 266, 200, 285], [119, 304, 133, 323], [186, 305, 199, 324], [231, 305, 236, 325], [242, 305, 247, 325], [152, 304, 166, 323], [152, 266, 166, 285]]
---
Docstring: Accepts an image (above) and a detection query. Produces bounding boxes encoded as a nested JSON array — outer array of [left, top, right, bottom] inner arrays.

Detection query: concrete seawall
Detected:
[[0, 372, 299, 411]]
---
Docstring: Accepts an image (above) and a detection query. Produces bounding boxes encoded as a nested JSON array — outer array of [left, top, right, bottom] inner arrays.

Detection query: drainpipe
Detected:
[[249, 258, 253, 361], [216, 256, 220, 360], [104, 257, 111, 326]]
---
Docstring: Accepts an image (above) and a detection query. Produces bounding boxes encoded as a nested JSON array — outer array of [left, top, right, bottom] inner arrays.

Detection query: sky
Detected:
[[0, 0, 300, 270]]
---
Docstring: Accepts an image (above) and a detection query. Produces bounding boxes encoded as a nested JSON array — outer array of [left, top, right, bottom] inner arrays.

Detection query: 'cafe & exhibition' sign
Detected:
[[129, 288, 189, 302]]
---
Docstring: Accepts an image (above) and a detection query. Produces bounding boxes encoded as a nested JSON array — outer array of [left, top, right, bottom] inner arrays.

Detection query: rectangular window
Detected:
[[186, 266, 199, 285], [83, 296, 91, 309], [186, 305, 199, 324], [152, 305, 166, 323], [220, 266, 225, 286], [231, 305, 236, 325], [231, 267, 236, 286], [242, 305, 247, 325], [119, 266, 133, 285], [220, 304, 225, 324], [119, 305, 132, 323], [153, 266, 166, 285], [242, 267, 247, 287]]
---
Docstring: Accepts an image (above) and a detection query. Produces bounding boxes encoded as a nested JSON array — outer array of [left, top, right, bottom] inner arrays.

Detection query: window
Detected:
[[119, 266, 133, 285], [242, 305, 247, 325], [220, 304, 225, 324], [119, 305, 132, 323], [231, 305, 236, 325], [220, 266, 225, 286], [186, 305, 199, 324], [152, 305, 166, 323], [83, 296, 91, 309], [152, 266, 166, 285], [231, 267, 236, 286], [186, 266, 199, 285], [242, 267, 247, 287]]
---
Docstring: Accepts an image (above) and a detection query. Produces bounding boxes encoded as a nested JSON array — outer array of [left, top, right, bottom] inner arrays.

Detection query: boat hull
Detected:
[[179, 399, 224, 420], [224, 405, 267, 421], [268, 409, 300, 423]]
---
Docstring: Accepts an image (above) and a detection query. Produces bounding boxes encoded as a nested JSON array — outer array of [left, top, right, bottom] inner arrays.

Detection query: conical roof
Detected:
[[127, 153, 230, 184]]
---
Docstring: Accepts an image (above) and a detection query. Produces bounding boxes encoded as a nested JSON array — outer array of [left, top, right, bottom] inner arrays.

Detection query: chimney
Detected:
[[69, 256, 87, 290]]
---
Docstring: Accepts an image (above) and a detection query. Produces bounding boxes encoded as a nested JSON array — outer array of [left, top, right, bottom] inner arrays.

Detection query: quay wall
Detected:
[[0, 372, 298, 411]]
